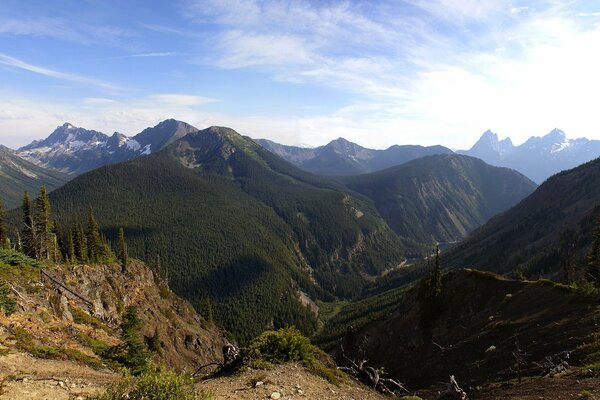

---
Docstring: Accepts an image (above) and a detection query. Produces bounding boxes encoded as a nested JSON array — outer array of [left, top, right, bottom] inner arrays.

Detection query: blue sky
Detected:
[[1, 0, 600, 149]]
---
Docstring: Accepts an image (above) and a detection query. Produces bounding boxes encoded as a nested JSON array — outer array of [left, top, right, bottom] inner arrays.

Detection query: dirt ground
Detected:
[[0, 352, 118, 400], [474, 376, 600, 400], [197, 363, 390, 400]]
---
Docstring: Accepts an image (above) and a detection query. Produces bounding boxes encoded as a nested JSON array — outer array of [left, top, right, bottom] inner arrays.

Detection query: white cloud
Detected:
[[0, 53, 122, 92], [147, 94, 218, 107]]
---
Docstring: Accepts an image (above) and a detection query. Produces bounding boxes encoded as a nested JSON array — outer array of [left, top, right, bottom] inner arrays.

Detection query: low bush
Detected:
[[88, 364, 214, 400], [244, 327, 343, 383]]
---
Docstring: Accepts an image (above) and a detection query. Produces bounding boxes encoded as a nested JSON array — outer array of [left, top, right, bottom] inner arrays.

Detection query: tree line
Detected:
[[0, 188, 128, 269]]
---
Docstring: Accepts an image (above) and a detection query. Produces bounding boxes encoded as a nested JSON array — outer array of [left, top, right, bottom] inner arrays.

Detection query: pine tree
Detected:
[[76, 222, 88, 262], [586, 215, 600, 286], [428, 246, 442, 300], [119, 306, 150, 375], [66, 228, 76, 263], [117, 227, 128, 271], [52, 220, 64, 263], [21, 192, 38, 258], [0, 198, 8, 249], [34, 186, 52, 260], [86, 207, 102, 261]]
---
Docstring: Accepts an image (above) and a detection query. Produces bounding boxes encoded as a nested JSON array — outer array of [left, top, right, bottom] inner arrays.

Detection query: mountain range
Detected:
[[459, 129, 600, 183], [257, 137, 453, 176], [18, 119, 199, 175], [13, 121, 600, 186]]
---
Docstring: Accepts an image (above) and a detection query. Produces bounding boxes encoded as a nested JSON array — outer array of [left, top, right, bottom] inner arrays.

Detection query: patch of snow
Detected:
[[69, 140, 86, 150], [141, 144, 151, 155], [551, 140, 573, 154], [126, 139, 141, 151]]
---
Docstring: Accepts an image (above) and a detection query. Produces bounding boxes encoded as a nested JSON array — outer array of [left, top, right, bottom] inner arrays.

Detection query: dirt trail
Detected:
[[0, 352, 117, 399], [198, 363, 389, 400]]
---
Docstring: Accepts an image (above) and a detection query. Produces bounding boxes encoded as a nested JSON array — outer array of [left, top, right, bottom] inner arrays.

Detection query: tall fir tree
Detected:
[[73, 222, 88, 263], [117, 227, 128, 271], [34, 186, 52, 260], [52, 220, 64, 263], [428, 245, 442, 300], [86, 207, 102, 261], [66, 228, 76, 263], [0, 198, 8, 249], [21, 192, 38, 258], [586, 215, 600, 286]]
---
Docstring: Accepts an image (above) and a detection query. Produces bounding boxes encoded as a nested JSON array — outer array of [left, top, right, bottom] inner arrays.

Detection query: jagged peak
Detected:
[[544, 128, 566, 141]]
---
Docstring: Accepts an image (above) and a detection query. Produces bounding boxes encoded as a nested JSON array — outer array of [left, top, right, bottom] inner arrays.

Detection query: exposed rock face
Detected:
[[44, 260, 226, 370]]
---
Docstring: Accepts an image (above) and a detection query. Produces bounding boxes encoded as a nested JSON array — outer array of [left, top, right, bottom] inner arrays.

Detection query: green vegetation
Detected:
[[244, 327, 342, 384], [9, 325, 101, 367], [0, 281, 16, 315], [107, 306, 150, 375], [117, 227, 128, 271], [33, 127, 405, 343], [89, 364, 213, 400], [70, 305, 111, 332], [340, 154, 536, 246], [445, 157, 600, 279]]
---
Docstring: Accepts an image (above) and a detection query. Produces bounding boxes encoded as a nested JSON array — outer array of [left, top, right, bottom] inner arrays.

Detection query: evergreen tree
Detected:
[[52, 220, 64, 263], [587, 215, 600, 286], [34, 186, 52, 260], [66, 228, 76, 263], [117, 227, 128, 271], [21, 192, 38, 258], [0, 198, 8, 249], [86, 207, 102, 261], [75, 222, 88, 263], [426, 246, 442, 300], [119, 306, 150, 375]]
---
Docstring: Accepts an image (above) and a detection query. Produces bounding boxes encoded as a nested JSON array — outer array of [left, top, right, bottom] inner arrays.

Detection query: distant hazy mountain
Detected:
[[340, 154, 537, 244], [18, 119, 199, 175], [257, 138, 453, 176], [0, 145, 69, 209], [459, 129, 600, 183]]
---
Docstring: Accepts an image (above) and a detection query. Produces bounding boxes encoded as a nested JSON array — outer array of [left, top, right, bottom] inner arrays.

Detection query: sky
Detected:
[[1, 0, 600, 150]]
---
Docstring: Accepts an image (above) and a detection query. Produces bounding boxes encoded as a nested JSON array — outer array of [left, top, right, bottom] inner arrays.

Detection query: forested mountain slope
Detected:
[[340, 154, 537, 244], [44, 126, 405, 343], [446, 156, 600, 278], [0, 145, 69, 209]]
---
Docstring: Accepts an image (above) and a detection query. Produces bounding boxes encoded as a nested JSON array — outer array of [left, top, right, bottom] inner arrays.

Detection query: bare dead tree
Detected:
[[510, 336, 528, 384], [532, 351, 571, 377], [337, 345, 408, 396], [436, 375, 468, 400], [193, 342, 240, 377]]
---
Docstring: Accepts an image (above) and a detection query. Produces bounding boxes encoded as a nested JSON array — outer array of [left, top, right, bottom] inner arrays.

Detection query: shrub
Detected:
[[88, 364, 213, 400], [245, 327, 343, 383], [0, 282, 16, 315], [574, 281, 600, 303]]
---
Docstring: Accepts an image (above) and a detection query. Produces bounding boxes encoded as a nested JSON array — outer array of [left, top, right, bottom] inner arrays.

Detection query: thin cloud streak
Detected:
[[0, 53, 122, 92]]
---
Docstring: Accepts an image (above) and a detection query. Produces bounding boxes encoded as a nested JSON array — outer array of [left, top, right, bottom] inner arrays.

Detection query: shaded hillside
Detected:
[[0, 145, 69, 209], [319, 269, 600, 390], [257, 137, 452, 176], [43, 126, 405, 343], [340, 154, 537, 244], [446, 156, 600, 278]]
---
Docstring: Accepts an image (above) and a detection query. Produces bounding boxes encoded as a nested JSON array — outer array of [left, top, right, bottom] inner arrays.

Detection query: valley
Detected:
[[2, 120, 600, 399]]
